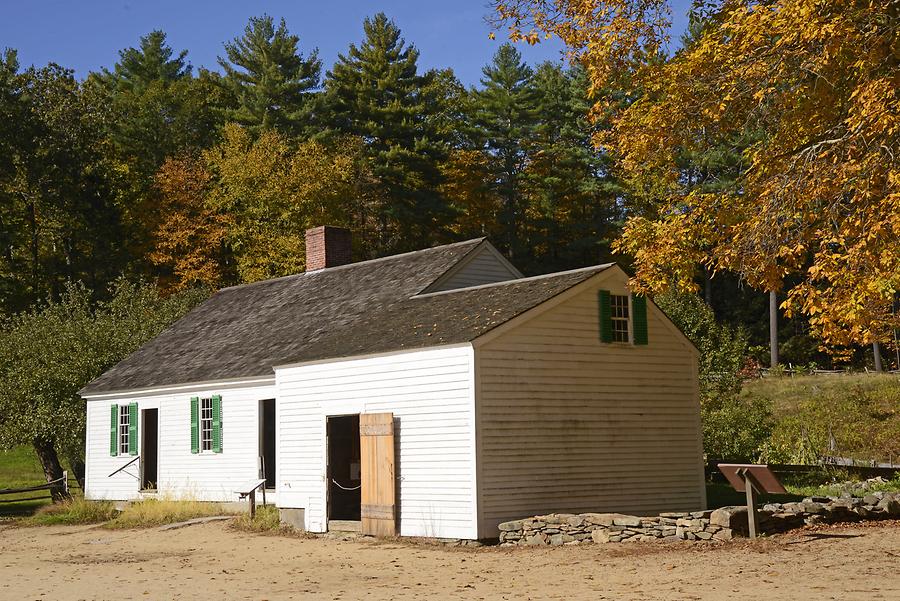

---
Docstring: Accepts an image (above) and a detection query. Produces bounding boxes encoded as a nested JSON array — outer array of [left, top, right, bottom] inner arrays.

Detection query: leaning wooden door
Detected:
[[360, 413, 396, 536]]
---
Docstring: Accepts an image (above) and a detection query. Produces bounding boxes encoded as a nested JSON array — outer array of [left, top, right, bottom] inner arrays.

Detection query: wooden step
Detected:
[[328, 520, 362, 533]]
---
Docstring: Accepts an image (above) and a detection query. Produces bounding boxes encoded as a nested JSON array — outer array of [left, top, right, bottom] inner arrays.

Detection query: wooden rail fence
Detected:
[[0, 472, 70, 504]]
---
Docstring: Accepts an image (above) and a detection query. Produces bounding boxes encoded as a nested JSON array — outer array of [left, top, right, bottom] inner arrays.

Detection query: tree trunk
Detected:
[[873, 341, 884, 373], [69, 456, 86, 492], [769, 291, 779, 367], [703, 267, 713, 307], [32, 439, 71, 502]]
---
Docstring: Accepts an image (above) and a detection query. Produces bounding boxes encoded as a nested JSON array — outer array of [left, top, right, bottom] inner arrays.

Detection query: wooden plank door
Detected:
[[360, 413, 396, 537]]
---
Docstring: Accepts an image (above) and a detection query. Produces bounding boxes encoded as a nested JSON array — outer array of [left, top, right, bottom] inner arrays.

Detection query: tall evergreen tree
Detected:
[[88, 33, 229, 282], [322, 13, 452, 253], [471, 43, 537, 262], [218, 15, 321, 134], [525, 63, 620, 272], [98, 30, 191, 93]]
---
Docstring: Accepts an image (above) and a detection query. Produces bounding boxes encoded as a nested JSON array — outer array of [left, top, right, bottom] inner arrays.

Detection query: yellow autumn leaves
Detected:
[[151, 125, 374, 289], [494, 0, 900, 349]]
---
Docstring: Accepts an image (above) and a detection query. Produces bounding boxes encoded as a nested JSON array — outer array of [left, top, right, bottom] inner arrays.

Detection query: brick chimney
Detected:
[[305, 226, 352, 271]]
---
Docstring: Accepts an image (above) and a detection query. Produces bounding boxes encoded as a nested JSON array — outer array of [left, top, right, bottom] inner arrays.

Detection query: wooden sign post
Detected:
[[717, 464, 786, 539]]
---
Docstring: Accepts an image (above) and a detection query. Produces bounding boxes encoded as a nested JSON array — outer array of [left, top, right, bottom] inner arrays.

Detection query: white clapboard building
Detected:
[[80, 226, 705, 540]]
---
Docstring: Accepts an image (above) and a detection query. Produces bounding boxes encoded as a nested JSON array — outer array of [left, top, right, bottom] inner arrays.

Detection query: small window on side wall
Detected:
[[599, 290, 648, 345], [191, 395, 222, 454], [109, 403, 138, 457]]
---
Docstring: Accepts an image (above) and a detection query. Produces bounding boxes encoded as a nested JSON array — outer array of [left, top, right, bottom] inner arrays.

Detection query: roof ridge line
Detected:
[[412, 263, 615, 299], [216, 237, 487, 293]]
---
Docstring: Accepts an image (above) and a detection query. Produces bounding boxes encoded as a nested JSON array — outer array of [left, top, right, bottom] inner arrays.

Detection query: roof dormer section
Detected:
[[423, 240, 523, 294]]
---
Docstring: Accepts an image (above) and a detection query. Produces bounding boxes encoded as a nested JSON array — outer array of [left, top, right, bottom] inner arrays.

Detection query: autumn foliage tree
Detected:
[[152, 124, 379, 288], [493, 0, 900, 350], [150, 155, 231, 290]]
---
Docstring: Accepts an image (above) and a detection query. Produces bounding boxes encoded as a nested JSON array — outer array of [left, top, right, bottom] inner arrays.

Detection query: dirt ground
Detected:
[[2, 521, 899, 601]]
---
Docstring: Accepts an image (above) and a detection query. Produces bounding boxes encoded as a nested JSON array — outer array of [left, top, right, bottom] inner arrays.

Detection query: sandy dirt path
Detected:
[[1, 521, 899, 600]]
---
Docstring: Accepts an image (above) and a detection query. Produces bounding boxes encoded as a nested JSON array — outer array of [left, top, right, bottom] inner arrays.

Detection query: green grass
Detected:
[[0, 446, 55, 517], [784, 472, 900, 498], [741, 373, 900, 464]]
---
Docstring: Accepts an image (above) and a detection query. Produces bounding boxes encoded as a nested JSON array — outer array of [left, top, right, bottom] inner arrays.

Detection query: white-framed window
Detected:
[[610, 294, 630, 343], [118, 405, 130, 455], [200, 397, 214, 452]]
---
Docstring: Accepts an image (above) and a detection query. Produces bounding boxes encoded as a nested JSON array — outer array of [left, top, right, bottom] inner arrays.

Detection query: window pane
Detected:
[[119, 405, 130, 454], [610, 295, 630, 342], [201, 398, 213, 451]]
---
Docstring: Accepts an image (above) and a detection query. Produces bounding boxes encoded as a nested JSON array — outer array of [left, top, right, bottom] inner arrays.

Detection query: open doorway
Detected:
[[260, 399, 276, 489], [140, 408, 158, 491], [326, 414, 361, 523]]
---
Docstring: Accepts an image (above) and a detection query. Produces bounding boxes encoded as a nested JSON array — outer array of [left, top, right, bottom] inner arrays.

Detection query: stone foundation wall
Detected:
[[498, 491, 900, 546]]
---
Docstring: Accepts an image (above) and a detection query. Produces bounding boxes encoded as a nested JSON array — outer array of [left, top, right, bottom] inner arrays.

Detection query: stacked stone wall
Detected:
[[498, 491, 900, 546]]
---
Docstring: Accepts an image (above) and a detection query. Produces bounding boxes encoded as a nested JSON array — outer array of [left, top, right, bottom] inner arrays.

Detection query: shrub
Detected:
[[750, 374, 900, 464], [655, 291, 771, 460]]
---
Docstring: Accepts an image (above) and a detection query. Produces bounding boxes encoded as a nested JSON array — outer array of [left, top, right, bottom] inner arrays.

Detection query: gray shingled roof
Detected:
[[81, 238, 611, 395]]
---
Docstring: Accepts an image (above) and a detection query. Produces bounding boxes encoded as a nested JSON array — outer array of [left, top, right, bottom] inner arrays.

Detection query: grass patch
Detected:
[[26, 498, 117, 525], [231, 505, 290, 534], [784, 472, 900, 498], [707, 466, 900, 508], [0, 446, 55, 517], [741, 373, 900, 464], [105, 498, 237, 529]]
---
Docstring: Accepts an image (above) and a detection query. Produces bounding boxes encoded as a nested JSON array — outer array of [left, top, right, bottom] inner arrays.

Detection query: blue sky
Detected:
[[2, 1, 693, 86]]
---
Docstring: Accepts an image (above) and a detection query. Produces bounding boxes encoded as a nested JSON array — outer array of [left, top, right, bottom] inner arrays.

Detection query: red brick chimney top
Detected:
[[305, 226, 352, 271]]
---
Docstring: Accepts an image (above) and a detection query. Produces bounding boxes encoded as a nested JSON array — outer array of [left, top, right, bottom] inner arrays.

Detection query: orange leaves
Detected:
[[150, 155, 231, 292]]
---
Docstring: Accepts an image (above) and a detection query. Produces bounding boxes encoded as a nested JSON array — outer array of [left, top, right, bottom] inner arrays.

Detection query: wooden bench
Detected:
[[235, 478, 267, 518]]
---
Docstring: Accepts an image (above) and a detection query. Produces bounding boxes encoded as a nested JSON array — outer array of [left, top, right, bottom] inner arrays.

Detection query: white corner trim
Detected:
[[271, 342, 474, 371], [80, 375, 276, 401], [415, 263, 612, 300]]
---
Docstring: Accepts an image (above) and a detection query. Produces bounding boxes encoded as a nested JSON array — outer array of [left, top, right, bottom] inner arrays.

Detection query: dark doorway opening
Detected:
[[141, 408, 158, 491], [260, 399, 276, 489], [327, 415, 361, 522]]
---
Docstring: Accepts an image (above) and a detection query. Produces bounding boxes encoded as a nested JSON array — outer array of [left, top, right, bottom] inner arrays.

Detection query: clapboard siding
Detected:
[[275, 345, 477, 539], [84, 382, 275, 502], [474, 269, 704, 537], [429, 245, 520, 292]]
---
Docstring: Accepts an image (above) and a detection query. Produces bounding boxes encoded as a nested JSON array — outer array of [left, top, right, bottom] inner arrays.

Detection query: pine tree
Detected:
[[471, 43, 537, 263], [525, 63, 620, 272], [322, 13, 452, 253], [99, 30, 191, 93], [218, 15, 321, 134]]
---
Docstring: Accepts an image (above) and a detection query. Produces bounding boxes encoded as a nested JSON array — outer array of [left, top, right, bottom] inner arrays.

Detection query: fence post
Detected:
[[63, 470, 68, 496]]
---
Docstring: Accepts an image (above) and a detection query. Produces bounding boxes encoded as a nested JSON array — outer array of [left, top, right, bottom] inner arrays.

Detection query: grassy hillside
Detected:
[[0, 446, 54, 517], [741, 373, 900, 465]]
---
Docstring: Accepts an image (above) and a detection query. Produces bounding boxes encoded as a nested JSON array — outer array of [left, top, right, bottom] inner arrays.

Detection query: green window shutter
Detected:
[[190, 397, 200, 454], [211, 395, 223, 453], [110, 404, 118, 457], [128, 403, 139, 455], [598, 290, 613, 343], [632, 293, 649, 345]]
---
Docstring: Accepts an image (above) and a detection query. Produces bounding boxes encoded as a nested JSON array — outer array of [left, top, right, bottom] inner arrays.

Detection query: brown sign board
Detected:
[[718, 464, 787, 494]]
